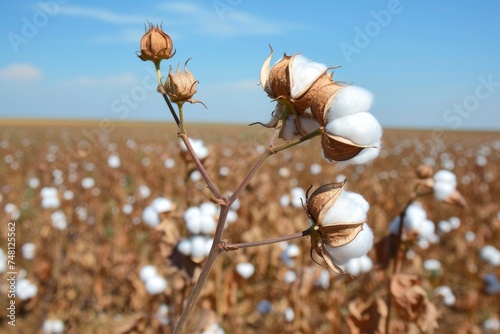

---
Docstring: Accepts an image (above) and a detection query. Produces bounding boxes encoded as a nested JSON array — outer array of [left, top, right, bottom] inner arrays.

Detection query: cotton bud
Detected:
[[416, 164, 433, 179], [305, 181, 373, 273], [137, 23, 175, 66], [164, 60, 206, 107]]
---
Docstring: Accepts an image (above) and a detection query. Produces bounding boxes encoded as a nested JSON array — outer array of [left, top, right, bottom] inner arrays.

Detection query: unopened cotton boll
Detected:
[[289, 55, 327, 98], [142, 206, 160, 227], [326, 86, 374, 120], [139, 265, 158, 282], [235, 262, 255, 279], [145, 275, 167, 295], [325, 112, 382, 146], [325, 223, 373, 265]]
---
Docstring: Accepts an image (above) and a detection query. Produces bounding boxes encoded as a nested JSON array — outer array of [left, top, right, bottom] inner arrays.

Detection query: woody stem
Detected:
[[221, 227, 314, 251]]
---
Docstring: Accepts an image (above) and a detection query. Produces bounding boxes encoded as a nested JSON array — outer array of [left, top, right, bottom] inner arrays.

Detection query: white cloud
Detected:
[[59, 6, 149, 25], [0, 64, 42, 81], [63, 73, 137, 87]]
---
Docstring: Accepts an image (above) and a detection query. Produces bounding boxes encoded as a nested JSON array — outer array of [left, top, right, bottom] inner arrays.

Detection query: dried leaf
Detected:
[[390, 274, 439, 332], [347, 298, 388, 334]]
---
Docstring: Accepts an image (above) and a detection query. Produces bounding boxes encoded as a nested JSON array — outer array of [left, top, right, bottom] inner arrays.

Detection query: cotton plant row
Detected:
[[133, 23, 386, 333]]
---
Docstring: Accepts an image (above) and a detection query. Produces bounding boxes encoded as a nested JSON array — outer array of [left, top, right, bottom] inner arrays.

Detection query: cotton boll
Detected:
[[177, 239, 192, 256], [285, 243, 300, 258], [322, 191, 367, 227], [226, 210, 238, 224], [41, 196, 60, 209], [325, 223, 373, 265], [199, 214, 216, 235], [326, 86, 374, 121], [17, 278, 38, 300], [142, 206, 160, 227], [190, 236, 207, 260], [283, 270, 297, 283], [344, 258, 361, 276], [145, 275, 167, 295], [299, 117, 321, 133], [257, 300, 273, 314], [290, 55, 327, 98], [151, 197, 173, 213], [185, 207, 202, 234], [43, 319, 64, 334], [236, 262, 255, 279], [140, 265, 158, 282], [358, 255, 373, 273], [433, 182, 456, 201], [200, 202, 218, 217], [138, 185, 151, 199], [22, 243, 36, 260], [310, 163, 322, 175], [418, 219, 436, 240], [325, 112, 382, 146], [480, 245, 500, 266], [51, 210, 67, 230], [81, 177, 95, 189], [107, 154, 121, 169], [424, 259, 442, 272], [483, 318, 500, 333], [204, 237, 213, 256], [344, 191, 370, 213], [279, 194, 290, 207], [281, 116, 300, 141], [448, 216, 461, 229], [334, 143, 381, 168], [438, 220, 453, 234], [284, 307, 295, 323]]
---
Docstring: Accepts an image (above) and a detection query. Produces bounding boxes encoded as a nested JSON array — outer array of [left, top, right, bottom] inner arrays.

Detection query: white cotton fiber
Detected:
[[236, 262, 255, 279], [290, 55, 327, 98], [142, 205, 160, 227], [325, 223, 373, 265], [326, 86, 374, 121], [433, 182, 456, 201], [325, 112, 382, 146], [321, 191, 367, 226], [151, 197, 173, 213], [344, 191, 370, 213], [281, 116, 299, 141], [190, 236, 207, 259], [299, 117, 321, 133]]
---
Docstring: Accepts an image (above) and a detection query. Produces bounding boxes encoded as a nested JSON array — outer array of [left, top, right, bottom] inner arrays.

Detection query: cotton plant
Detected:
[[137, 25, 382, 333]]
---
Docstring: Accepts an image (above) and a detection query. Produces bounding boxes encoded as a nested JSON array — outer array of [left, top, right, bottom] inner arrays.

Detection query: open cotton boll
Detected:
[[107, 154, 121, 169], [43, 319, 64, 334], [321, 191, 368, 227], [199, 214, 216, 235], [151, 197, 173, 213], [177, 239, 192, 256], [142, 205, 160, 227], [344, 258, 361, 276], [17, 278, 38, 300], [344, 191, 370, 213], [145, 275, 167, 295], [325, 112, 382, 146], [236, 262, 255, 279], [480, 245, 500, 266], [299, 117, 321, 133], [326, 86, 374, 121], [324, 223, 373, 265], [200, 202, 218, 217], [140, 265, 158, 282], [281, 116, 299, 141], [190, 236, 207, 259], [289, 54, 327, 98], [433, 182, 455, 201], [180, 138, 209, 160], [22, 243, 36, 260], [358, 255, 373, 272]]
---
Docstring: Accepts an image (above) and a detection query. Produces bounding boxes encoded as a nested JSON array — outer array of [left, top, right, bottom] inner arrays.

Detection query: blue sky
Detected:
[[1, 0, 499, 130]]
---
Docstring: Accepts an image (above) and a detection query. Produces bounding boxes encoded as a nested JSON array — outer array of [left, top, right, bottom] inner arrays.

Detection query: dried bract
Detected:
[[137, 23, 175, 65], [164, 60, 206, 107]]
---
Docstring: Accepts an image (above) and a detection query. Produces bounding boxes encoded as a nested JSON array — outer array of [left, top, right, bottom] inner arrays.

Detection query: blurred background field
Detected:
[[0, 120, 499, 333]]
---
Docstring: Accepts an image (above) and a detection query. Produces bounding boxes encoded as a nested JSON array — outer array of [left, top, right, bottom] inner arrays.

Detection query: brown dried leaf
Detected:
[[320, 222, 365, 248], [390, 274, 439, 332], [307, 180, 346, 224], [322, 131, 373, 162], [444, 189, 467, 208], [347, 298, 388, 334]]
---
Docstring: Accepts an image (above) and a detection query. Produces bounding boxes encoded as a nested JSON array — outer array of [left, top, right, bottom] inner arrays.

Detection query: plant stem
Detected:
[[178, 103, 185, 134], [221, 227, 313, 250], [178, 132, 222, 200]]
